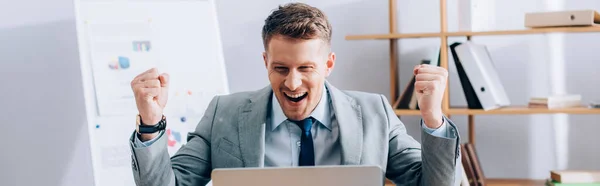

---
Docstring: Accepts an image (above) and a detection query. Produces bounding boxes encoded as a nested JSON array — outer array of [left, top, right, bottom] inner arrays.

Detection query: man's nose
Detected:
[[284, 71, 302, 91]]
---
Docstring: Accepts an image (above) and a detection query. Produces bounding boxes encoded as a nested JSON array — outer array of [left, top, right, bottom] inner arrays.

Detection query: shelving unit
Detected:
[[346, 0, 600, 185], [345, 0, 600, 143]]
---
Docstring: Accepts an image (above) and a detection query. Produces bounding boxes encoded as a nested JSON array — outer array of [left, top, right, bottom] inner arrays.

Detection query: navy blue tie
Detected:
[[291, 117, 315, 166]]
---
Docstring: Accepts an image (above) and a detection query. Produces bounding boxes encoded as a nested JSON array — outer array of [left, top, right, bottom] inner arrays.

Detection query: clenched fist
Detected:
[[413, 64, 447, 129], [131, 68, 170, 127]]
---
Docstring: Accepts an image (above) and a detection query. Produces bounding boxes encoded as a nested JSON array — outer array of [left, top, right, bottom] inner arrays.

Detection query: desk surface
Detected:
[[384, 179, 545, 186], [485, 179, 546, 186]]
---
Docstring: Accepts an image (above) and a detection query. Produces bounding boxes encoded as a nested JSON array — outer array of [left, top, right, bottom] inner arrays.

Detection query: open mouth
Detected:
[[284, 92, 308, 102]]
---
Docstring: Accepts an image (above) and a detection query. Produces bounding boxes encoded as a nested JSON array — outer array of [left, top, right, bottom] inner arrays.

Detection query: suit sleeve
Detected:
[[381, 95, 462, 186], [132, 130, 164, 147], [129, 96, 220, 186], [421, 119, 449, 138]]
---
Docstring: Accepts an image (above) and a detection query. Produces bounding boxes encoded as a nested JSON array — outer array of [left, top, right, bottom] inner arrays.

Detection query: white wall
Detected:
[[216, 0, 390, 95], [1, 0, 599, 185], [0, 0, 94, 186]]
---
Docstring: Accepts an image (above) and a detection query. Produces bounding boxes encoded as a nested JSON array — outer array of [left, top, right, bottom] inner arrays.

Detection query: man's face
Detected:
[[263, 35, 335, 121]]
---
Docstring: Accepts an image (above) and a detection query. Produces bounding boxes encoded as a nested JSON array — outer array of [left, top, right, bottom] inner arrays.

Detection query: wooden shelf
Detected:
[[447, 106, 600, 115], [394, 106, 600, 115], [345, 26, 600, 40], [345, 32, 441, 40], [394, 109, 423, 115], [447, 26, 600, 37]]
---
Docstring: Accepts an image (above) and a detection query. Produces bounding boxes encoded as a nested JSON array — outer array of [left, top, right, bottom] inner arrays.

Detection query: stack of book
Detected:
[[546, 170, 600, 185], [528, 94, 582, 109], [460, 143, 485, 186]]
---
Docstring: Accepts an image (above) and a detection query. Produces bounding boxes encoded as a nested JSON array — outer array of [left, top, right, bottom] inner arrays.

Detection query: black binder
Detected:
[[396, 75, 417, 109]]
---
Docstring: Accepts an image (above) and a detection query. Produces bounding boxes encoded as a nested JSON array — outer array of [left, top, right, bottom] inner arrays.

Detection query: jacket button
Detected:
[[132, 159, 138, 171]]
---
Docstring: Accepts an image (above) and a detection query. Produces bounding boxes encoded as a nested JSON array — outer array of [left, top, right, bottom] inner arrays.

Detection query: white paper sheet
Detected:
[[87, 21, 159, 116]]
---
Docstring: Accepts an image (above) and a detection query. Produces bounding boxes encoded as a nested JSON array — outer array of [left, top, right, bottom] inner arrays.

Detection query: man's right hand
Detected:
[[131, 68, 170, 141]]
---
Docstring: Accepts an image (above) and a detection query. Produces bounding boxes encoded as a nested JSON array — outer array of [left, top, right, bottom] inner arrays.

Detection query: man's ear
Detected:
[[325, 52, 335, 77], [263, 52, 268, 69]]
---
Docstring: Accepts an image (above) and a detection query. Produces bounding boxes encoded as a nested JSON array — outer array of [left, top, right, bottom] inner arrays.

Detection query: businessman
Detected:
[[129, 2, 461, 186]]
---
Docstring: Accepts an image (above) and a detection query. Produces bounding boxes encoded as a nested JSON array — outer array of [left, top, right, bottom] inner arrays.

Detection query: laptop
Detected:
[[211, 165, 384, 186]]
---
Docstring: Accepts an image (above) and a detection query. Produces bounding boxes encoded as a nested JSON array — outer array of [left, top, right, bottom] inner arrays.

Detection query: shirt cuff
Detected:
[[421, 117, 449, 138], [133, 130, 165, 147]]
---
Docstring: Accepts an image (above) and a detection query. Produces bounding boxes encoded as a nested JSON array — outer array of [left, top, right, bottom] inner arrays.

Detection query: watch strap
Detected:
[[137, 115, 167, 134]]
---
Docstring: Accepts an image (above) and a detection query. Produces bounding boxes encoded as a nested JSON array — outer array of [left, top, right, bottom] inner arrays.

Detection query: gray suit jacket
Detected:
[[129, 82, 462, 186]]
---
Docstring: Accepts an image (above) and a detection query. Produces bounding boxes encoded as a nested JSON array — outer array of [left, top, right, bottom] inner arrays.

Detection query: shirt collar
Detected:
[[271, 85, 331, 131]]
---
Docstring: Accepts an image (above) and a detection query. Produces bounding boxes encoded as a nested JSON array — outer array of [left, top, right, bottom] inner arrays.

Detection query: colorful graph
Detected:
[[167, 129, 182, 147], [107, 56, 130, 70], [132, 41, 151, 52]]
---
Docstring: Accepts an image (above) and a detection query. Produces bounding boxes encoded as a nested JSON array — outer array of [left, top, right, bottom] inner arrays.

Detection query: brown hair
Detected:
[[261, 3, 332, 50]]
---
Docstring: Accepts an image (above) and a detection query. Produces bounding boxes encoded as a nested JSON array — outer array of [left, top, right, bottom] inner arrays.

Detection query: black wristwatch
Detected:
[[136, 114, 167, 134]]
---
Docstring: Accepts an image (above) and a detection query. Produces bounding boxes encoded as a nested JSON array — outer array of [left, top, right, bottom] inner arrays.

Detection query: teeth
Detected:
[[285, 92, 306, 98]]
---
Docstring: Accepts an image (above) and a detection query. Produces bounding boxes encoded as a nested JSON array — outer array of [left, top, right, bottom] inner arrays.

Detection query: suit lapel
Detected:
[[237, 82, 363, 166], [238, 85, 271, 168], [326, 81, 363, 165]]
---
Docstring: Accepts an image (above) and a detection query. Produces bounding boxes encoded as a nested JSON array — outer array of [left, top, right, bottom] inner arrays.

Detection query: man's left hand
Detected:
[[413, 64, 447, 129]]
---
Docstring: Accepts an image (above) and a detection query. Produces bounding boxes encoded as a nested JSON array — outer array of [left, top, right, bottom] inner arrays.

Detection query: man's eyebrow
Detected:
[[271, 62, 286, 66], [271, 61, 317, 66], [299, 61, 317, 66]]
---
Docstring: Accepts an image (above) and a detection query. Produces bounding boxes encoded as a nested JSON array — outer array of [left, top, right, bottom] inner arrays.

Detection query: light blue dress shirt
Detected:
[[263, 86, 450, 167], [134, 87, 451, 163], [264, 86, 339, 166]]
